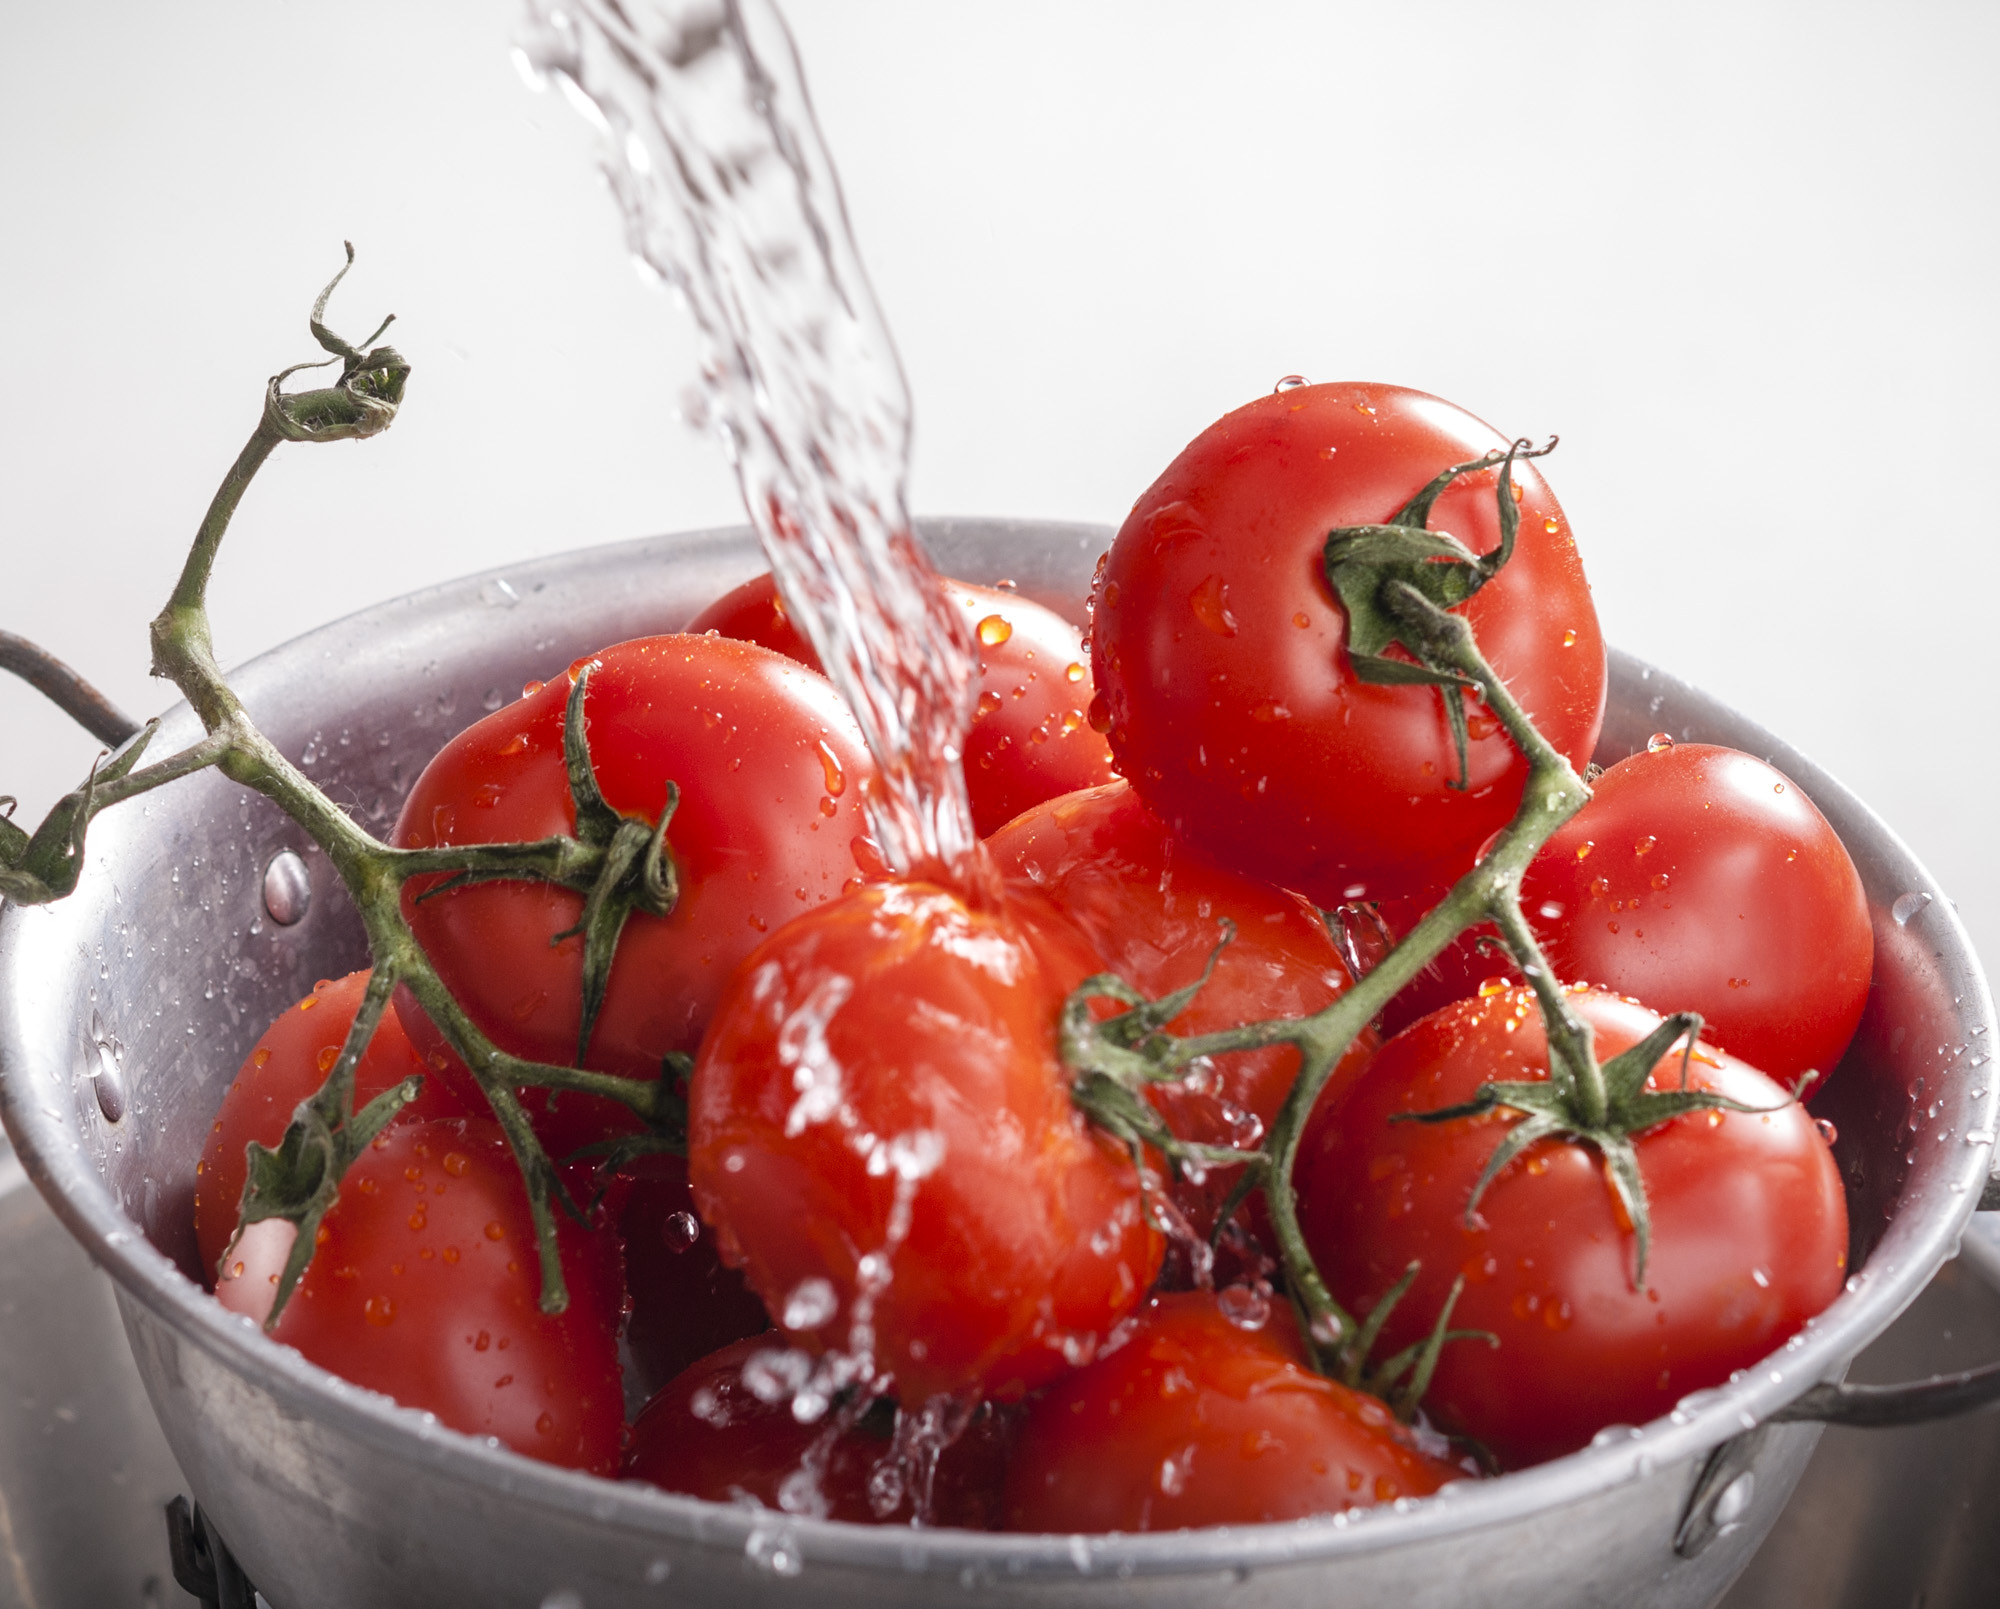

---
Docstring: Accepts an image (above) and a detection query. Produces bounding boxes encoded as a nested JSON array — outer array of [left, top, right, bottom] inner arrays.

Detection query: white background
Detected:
[[3, 2, 1996, 960]]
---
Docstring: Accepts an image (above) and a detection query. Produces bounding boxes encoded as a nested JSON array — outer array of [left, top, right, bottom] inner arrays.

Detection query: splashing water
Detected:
[[519, 0, 984, 888]]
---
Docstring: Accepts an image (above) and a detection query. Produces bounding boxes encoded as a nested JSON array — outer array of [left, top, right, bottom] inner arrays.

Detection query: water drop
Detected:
[[262, 851, 312, 926], [783, 1276, 839, 1331], [1647, 733, 1674, 754], [976, 613, 1013, 648], [1273, 374, 1309, 392], [662, 1210, 700, 1251], [1815, 1118, 1839, 1146], [1892, 891, 1933, 926]]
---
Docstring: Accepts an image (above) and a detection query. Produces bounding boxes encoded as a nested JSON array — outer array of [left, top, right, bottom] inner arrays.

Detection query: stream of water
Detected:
[[517, 0, 985, 891]]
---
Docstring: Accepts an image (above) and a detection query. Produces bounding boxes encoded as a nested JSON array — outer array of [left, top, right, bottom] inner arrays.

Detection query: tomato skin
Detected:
[[985, 779, 1376, 1238], [219, 1118, 626, 1473], [625, 1335, 1014, 1527], [391, 634, 878, 1142], [1518, 744, 1871, 1096], [195, 971, 472, 1281], [690, 572, 1116, 836], [1091, 382, 1604, 905], [688, 880, 1163, 1405], [1003, 1291, 1459, 1531], [1295, 988, 1848, 1469]]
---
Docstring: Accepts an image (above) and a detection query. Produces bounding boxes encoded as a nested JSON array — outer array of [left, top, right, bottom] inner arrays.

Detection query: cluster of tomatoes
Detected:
[[195, 383, 1867, 1527]]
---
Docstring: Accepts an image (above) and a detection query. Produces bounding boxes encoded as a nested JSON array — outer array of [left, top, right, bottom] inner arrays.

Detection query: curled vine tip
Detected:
[[266, 244, 410, 444]]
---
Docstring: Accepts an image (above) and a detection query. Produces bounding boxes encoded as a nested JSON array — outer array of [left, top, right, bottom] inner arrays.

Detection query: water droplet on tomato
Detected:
[[364, 1296, 395, 1328], [1815, 1118, 1839, 1146], [536, 1412, 556, 1436], [1543, 1299, 1573, 1331], [1538, 901, 1565, 919], [815, 739, 846, 796], [1478, 977, 1510, 998], [1086, 694, 1112, 734], [1187, 574, 1239, 638], [1543, 517, 1561, 535], [1651, 872, 1670, 891], [1060, 709, 1086, 735], [662, 1210, 700, 1252], [1634, 835, 1657, 857], [484, 1220, 506, 1241], [1273, 374, 1308, 393], [1562, 628, 1577, 647], [1575, 840, 1595, 861], [1647, 732, 1674, 753], [1064, 661, 1087, 684], [977, 613, 1013, 647], [522, 679, 545, 699], [499, 733, 530, 757]]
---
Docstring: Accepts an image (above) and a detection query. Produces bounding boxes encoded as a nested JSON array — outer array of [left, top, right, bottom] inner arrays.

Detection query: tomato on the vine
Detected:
[[1089, 382, 1604, 906], [986, 778, 1375, 1241], [1003, 1290, 1459, 1531], [216, 1117, 626, 1473], [1295, 987, 1848, 1469], [1518, 742, 1871, 1095], [688, 880, 1162, 1405], [194, 970, 471, 1280], [689, 571, 1116, 836], [391, 634, 879, 1149]]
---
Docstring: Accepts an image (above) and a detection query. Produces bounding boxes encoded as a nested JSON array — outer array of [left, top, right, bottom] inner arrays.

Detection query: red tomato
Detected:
[[688, 880, 1162, 1405], [1003, 1290, 1459, 1531], [620, 1157, 772, 1399], [985, 779, 1376, 1240], [216, 1117, 625, 1473], [1090, 382, 1604, 906], [689, 571, 1117, 836], [625, 1334, 1014, 1527], [392, 634, 879, 1148], [1517, 743, 1871, 1096], [195, 971, 471, 1281], [1295, 987, 1848, 1468]]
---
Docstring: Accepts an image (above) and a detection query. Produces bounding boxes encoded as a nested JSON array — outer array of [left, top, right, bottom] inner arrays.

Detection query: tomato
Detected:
[[625, 1334, 1014, 1527], [391, 634, 879, 1148], [215, 1117, 625, 1473], [688, 880, 1163, 1405], [1516, 743, 1871, 1096], [1002, 1290, 1459, 1531], [1089, 382, 1604, 906], [1295, 987, 1848, 1469], [985, 779, 1376, 1240], [620, 1156, 772, 1398], [689, 571, 1116, 836], [194, 971, 472, 1281]]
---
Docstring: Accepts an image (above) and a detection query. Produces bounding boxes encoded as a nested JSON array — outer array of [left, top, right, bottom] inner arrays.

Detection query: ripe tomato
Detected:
[[392, 634, 878, 1147], [625, 1334, 1013, 1527], [985, 779, 1376, 1240], [1090, 382, 1604, 906], [1517, 743, 1871, 1096], [688, 880, 1162, 1405], [194, 971, 471, 1280], [1002, 1290, 1459, 1531], [689, 571, 1116, 836], [1295, 987, 1848, 1469], [216, 1117, 625, 1473], [620, 1156, 772, 1398]]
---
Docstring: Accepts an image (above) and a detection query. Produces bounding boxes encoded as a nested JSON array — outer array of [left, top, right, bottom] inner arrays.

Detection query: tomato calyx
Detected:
[[1060, 922, 1273, 1184], [231, 970, 425, 1324], [1347, 1263, 1497, 1427], [1321, 436, 1556, 789], [1394, 1006, 1794, 1289], [0, 720, 175, 905]]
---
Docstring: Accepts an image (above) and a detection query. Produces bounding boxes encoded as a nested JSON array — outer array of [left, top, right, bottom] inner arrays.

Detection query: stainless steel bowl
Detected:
[[1, 519, 1992, 1609]]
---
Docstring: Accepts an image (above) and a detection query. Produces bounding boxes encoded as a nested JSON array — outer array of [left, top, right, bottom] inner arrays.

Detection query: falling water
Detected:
[[517, 0, 984, 889]]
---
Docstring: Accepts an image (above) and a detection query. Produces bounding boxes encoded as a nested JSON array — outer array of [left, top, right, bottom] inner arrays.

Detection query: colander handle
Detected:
[[1772, 1358, 2000, 1427]]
